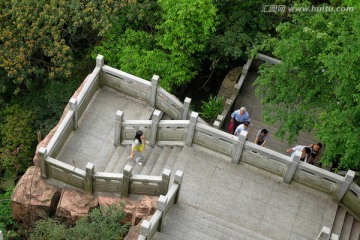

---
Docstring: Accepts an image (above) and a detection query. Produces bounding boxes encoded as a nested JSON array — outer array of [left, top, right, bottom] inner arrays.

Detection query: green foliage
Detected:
[[0, 185, 17, 236], [30, 204, 129, 240], [0, 105, 35, 173], [0, 0, 123, 95], [94, 0, 217, 91], [209, 0, 288, 69], [200, 95, 223, 122], [254, 2, 360, 169]]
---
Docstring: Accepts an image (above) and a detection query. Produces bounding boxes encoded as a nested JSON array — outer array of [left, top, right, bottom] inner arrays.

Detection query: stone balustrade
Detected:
[[37, 55, 360, 222], [138, 170, 184, 240]]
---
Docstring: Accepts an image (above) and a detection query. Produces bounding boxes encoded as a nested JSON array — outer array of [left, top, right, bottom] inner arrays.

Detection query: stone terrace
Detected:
[[56, 85, 338, 240]]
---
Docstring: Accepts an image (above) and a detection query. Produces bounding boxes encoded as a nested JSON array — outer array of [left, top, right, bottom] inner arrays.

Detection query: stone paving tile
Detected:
[[65, 130, 88, 151], [268, 190, 302, 215], [77, 115, 95, 133], [260, 220, 292, 240], [289, 232, 310, 240], [210, 167, 244, 191], [216, 160, 248, 176], [238, 178, 274, 203], [83, 98, 102, 119], [88, 119, 113, 141], [263, 206, 296, 230], [244, 164, 280, 188], [297, 197, 326, 223], [292, 215, 323, 239], [234, 193, 268, 220], [185, 156, 216, 181], [78, 134, 104, 157], [204, 184, 239, 207]]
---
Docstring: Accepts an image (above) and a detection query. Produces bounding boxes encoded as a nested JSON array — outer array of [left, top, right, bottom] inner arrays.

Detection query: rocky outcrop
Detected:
[[98, 195, 158, 226], [56, 189, 99, 222], [12, 166, 158, 239], [12, 166, 58, 222]]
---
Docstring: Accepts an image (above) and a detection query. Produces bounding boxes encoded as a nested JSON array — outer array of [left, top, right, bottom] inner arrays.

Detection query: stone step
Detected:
[[112, 145, 132, 173], [139, 145, 163, 175], [160, 216, 219, 240], [349, 220, 360, 240], [332, 206, 347, 237], [321, 200, 338, 232], [128, 145, 155, 174], [163, 146, 183, 172], [164, 203, 272, 240], [153, 231, 181, 240], [340, 213, 354, 240], [150, 146, 172, 176], [170, 146, 194, 183], [103, 145, 126, 172]]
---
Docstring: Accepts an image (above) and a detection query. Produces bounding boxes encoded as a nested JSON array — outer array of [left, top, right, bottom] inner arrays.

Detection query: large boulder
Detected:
[[12, 166, 59, 222], [98, 195, 158, 226], [56, 189, 98, 222]]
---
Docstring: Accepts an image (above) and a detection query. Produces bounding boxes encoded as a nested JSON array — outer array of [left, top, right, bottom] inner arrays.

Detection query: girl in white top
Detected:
[[128, 130, 146, 165]]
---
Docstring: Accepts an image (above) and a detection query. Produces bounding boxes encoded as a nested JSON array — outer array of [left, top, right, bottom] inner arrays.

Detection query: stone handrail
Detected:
[[213, 58, 253, 129], [138, 170, 184, 240]]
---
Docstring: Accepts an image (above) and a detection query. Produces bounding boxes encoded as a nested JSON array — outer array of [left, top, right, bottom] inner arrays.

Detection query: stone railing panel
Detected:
[[46, 157, 86, 190], [46, 110, 75, 158], [101, 65, 151, 101], [293, 165, 340, 194], [121, 120, 152, 144], [157, 120, 189, 144], [194, 122, 237, 156], [93, 172, 123, 193], [241, 149, 288, 177], [130, 175, 163, 195], [341, 190, 360, 221], [156, 88, 183, 120]]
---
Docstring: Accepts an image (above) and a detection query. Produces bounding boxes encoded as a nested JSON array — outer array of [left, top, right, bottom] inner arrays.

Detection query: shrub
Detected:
[[200, 95, 223, 122]]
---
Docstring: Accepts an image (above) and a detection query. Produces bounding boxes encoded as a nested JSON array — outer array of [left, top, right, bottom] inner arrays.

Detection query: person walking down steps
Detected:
[[128, 130, 147, 166]]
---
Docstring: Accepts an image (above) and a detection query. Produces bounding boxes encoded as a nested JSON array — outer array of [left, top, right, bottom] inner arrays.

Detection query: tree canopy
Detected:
[[254, 2, 360, 169]]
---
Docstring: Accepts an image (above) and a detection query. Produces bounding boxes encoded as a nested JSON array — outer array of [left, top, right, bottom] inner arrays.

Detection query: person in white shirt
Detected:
[[286, 145, 311, 162], [234, 121, 252, 140]]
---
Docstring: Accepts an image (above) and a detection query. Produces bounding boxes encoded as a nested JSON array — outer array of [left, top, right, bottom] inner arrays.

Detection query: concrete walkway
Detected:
[[53, 85, 338, 239]]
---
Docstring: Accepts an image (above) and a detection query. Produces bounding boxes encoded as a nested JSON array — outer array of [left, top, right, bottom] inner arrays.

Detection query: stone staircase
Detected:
[[153, 202, 273, 240], [102, 143, 186, 176], [331, 206, 360, 240]]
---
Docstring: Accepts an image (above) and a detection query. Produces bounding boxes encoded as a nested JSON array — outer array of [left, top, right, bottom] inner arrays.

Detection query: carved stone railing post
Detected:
[[160, 168, 171, 196], [114, 110, 123, 146], [38, 147, 48, 179], [139, 220, 151, 240], [96, 55, 105, 87], [122, 165, 132, 197], [283, 151, 301, 184], [150, 110, 161, 146], [150, 75, 159, 108], [182, 97, 191, 120], [85, 163, 94, 193], [0, 230, 3, 240], [174, 170, 184, 204], [185, 112, 198, 147], [157, 195, 167, 231], [232, 130, 247, 164], [69, 98, 78, 130], [335, 170, 355, 202]]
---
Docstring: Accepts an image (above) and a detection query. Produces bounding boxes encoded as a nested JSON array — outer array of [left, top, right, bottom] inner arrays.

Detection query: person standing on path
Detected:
[[230, 107, 250, 134], [234, 121, 253, 140], [128, 130, 146, 165], [286, 145, 311, 163], [254, 129, 269, 147]]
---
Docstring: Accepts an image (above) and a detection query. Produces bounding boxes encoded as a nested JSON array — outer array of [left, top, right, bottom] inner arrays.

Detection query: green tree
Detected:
[[254, 3, 360, 169], [30, 204, 129, 240], [0, 105, 36, 174], [0, 0, 125, 96], [94, 0, 217, 91]]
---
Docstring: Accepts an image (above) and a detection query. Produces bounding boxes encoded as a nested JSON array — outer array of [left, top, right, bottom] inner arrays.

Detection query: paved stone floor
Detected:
[[55, 85, 337, 239]]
